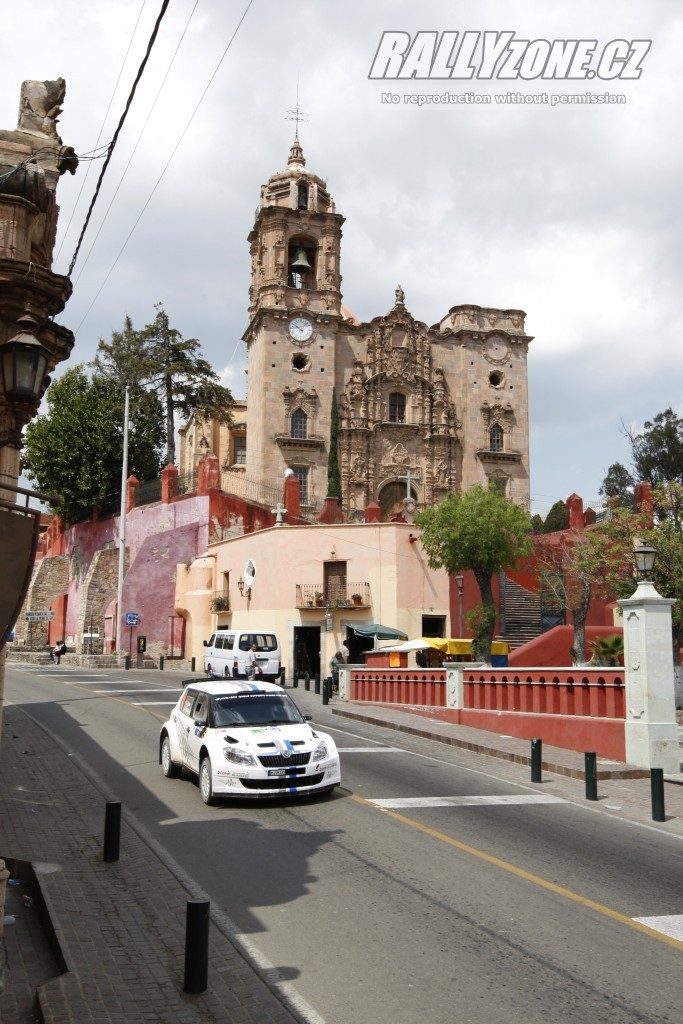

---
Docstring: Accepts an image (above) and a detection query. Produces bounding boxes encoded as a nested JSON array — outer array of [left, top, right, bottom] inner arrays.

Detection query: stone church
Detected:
[[180, 138, 532, 518]]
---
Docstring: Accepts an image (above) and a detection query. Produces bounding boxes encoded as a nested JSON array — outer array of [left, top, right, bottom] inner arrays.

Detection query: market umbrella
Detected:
[[350, 622, 409, 642]]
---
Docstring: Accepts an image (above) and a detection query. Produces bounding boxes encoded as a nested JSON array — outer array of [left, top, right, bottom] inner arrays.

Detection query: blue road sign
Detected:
[[125, 612, 139, 627]]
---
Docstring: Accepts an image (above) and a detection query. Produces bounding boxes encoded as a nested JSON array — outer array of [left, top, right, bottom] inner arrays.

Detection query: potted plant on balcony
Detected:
[[211, 594, 230, 613], [351, 593, 363, 605], [314, 591, 325, 606]]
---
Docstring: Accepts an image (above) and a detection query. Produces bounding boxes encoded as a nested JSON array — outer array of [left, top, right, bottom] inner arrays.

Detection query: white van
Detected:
[[203, 629, 281, 681]]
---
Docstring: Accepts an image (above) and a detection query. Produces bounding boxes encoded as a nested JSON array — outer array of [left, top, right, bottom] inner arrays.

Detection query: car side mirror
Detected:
[[303, 714, 313, 721], [203, 640, 208, 646]]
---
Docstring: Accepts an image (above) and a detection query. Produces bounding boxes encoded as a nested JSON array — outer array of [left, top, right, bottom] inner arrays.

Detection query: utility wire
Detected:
[[68, 0, 171, 276], [55, 0, 150, 266], [72, 1, 200, 290], [73, 0, 255, 335]]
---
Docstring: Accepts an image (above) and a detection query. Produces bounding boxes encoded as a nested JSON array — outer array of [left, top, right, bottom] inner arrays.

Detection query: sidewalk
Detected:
[[1, 684, 682, 1024], [0, 701, 309, 1024]]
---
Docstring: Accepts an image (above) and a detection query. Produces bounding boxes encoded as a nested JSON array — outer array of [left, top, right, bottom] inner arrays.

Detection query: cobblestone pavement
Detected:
[[1, 681, 682, 1024]]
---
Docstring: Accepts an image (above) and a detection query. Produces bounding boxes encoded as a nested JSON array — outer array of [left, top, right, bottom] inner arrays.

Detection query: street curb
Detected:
[[331, 707, 653, 781]]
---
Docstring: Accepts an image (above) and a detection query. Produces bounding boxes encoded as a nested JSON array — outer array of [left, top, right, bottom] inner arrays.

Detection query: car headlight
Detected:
[[223, 748, 256, 766], [312, 739, 328, 760]]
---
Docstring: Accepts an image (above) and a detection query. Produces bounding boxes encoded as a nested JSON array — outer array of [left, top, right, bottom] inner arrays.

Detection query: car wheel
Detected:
[[224, 665, 232, 679], [205, 663, 212, 678], [199, 756, 217, 805], [161, 735, 182, 778]]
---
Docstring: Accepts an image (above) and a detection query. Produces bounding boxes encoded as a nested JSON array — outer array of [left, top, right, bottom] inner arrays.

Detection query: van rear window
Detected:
[[238, 633, 277, 652]]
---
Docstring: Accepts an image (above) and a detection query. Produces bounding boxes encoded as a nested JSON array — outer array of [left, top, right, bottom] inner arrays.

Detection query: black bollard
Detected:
[[585, 752, 598, 800], [530, 738, 542, 783], [304, 671, 310, 691], [322, 677, 330, 705], [103, 800, 121, 862], [651, 768, 666, 822], [191, 656, 196, 673], [280, 667, 286, 688], [292, 671, 298, 688], [183, 899, 210, 994], [314, 672, 321, 695], [159, 655, 164, 671], [124, 655, 130, 671]]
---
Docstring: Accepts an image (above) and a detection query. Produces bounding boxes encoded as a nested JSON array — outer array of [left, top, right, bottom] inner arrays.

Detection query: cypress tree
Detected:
[[327, 390, 342, 499]]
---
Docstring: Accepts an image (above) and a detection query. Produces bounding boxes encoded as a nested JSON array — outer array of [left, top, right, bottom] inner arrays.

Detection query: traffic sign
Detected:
[[25, 610, 55, 622], [125, 612, 139, 627]]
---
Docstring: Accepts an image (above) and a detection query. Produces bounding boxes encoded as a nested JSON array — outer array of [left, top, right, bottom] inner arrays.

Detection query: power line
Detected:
[[55, 0, 150, 266], [72, 1, 200, 291], [73, 0, 255, 335], [68, 0, 172, 277]]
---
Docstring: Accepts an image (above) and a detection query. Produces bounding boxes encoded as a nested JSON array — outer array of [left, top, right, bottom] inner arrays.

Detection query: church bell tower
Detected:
[[243, 138, 345, 507]]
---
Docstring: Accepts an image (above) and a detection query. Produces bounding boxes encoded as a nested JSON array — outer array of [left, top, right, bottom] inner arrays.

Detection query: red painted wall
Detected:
[[508, 625, 623, 667]]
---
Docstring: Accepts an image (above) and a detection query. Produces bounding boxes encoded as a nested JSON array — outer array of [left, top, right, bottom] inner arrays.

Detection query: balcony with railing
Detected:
[[296, 582, 371, 609], [210, 591, 231, 614]]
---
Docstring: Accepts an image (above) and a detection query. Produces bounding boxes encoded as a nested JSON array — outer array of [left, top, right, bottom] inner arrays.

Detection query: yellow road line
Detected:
[[340, 789, 683, 952]]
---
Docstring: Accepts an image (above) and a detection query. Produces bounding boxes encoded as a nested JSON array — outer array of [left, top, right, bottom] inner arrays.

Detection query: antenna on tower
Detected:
[[286, 76, 309, 139]]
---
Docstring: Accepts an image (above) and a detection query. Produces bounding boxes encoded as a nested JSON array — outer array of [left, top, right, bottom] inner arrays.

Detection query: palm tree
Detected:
[[589, 634, 624, 666]]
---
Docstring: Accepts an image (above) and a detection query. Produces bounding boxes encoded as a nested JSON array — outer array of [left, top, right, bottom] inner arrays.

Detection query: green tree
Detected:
[[542, 500, 569, 533], [414, 486, 533, 663], [327, 390, 342, 500], [535, 508, 647, 664], [624, 408, 683, 486], [599, 462, 635, 507], [94, 305, 234, 464], [23, 365, 165, 524]]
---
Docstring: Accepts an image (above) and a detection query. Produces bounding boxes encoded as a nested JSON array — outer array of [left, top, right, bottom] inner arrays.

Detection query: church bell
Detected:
[[289, 246, 313, 273]]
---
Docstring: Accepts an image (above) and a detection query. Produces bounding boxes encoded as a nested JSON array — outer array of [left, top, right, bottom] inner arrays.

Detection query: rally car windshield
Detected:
[[212, 693, 305, 728]]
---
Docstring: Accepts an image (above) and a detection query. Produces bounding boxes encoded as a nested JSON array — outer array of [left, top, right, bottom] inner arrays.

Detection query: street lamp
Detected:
[[0, 313, 51, 449], [237, 576, 245, 596], [633, 543, 657, 582], [455, 574, 464, 638]]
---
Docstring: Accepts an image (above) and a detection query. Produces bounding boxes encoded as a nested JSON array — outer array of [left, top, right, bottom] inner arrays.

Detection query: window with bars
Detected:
[[291, 409, 308, 439], [233, 435, 246, 464], [489, 424, 504, 451]]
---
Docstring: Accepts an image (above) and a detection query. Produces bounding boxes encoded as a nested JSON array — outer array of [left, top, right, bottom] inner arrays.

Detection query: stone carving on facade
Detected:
[[394, 284, 405, 305], [282, 384, 318, 417], [480, 400, 515, 428]]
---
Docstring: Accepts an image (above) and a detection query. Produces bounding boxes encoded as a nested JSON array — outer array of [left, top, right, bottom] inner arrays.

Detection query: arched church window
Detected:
[[298, 183, 308, 210], [389, 392, 406, 423], [489, 424, 504, 451], [291, 408, 308, 439]]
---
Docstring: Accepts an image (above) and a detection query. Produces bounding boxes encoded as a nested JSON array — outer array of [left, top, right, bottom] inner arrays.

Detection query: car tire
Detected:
[[205, 664, 212, 679], [161, 735, 181, 778], [199, 756, 217, 805], [224, 665, 231, 679]]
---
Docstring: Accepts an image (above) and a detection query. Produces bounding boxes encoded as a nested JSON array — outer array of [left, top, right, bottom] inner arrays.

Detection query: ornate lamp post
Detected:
[[0, 313, 51, 449]]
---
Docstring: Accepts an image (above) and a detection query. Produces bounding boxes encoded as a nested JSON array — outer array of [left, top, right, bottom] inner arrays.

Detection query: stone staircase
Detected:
[[498, 578, 542, 650]]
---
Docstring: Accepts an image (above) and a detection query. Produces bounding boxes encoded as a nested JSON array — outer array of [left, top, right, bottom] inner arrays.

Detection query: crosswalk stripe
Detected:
[[131, 701, 177, 706], [369, 795, 566, 808], [633, 915, 683, 940]]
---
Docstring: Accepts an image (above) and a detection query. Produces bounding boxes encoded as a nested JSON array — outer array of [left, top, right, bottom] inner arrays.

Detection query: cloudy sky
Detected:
[[3, 0, 681, 515]]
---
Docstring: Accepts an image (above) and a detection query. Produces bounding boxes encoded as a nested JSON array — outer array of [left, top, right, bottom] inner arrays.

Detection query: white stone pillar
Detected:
[[618, 581, 680, 772], [444, 662, 464, 709]]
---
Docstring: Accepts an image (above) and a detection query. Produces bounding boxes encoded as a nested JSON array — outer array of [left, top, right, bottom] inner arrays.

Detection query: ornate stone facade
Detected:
[[183, 139, 533, 516]]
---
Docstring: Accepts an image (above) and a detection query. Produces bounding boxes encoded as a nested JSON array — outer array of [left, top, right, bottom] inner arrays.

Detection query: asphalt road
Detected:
[[5, 663, 683, 1024]]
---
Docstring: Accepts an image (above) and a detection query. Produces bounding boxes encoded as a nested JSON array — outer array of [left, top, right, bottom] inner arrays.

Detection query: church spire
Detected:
[[287, 136, 306, 169]]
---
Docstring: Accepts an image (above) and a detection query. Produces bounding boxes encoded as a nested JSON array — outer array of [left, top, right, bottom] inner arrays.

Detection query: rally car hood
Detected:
[[219, 723, 322, 752]]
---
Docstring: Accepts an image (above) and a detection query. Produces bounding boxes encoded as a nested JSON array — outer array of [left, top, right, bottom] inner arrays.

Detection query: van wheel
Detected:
[[224, 665, 232, 679], [199, 756, 216, 805], [206, 663, 212, 678]]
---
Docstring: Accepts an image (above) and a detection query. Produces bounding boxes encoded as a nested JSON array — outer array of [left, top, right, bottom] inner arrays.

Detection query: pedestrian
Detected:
[[330, 651, 343, 692], [340, 639, 349, 664], [245, 642, 259, 681], [51, 639, 67, 665]]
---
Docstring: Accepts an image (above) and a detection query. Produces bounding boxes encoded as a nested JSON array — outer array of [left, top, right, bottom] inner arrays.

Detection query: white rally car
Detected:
[[159, 680, 341, 803]]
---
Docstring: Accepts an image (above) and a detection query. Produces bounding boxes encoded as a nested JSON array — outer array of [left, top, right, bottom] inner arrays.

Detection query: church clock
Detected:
[[288, 316, 314, 343]]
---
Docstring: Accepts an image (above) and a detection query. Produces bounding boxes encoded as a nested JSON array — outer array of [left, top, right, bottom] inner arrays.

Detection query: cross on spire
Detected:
[[286, 78, 309, 140]]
